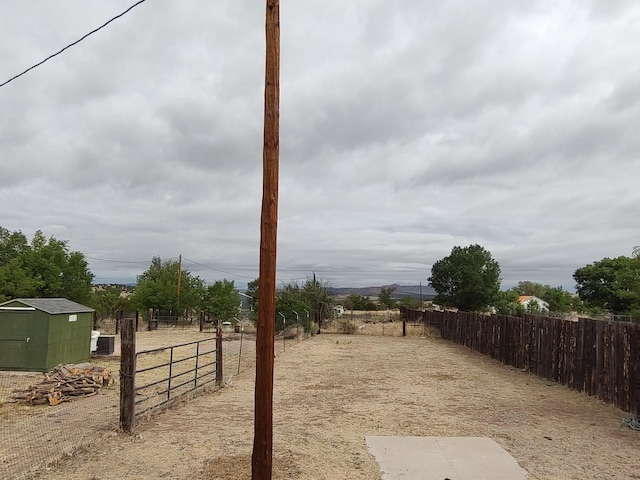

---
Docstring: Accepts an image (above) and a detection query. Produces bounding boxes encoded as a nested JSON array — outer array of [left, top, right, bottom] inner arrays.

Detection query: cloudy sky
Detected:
[[1, 1, 639, 290]]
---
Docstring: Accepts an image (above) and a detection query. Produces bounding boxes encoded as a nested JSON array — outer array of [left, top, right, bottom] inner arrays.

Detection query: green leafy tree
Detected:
[[301, 275, 334, 327], [130, 256, 205, 317], [573, 256, 640, 314], [428, 244, 501, 311], [543, 286, 574, 314], [203, 279, 240, 323], [378, 286, 397, 309], [0, 227, 29, 264], [0, 257, 37, 301], [343, 294, 377, 311], [513, 281, 548, 298], [89, 286, 132, 318], [275, 282, 308, 331], [493, 290, 520, 315], [0, 227, 93, 303], [245, 277, 259, 323], [398, 296, 421, 309], [274, 275, 335, 332], [510, 282, 574, 315]]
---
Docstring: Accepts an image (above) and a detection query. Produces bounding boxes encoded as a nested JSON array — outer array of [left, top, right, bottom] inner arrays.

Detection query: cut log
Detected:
[[10, 363, 114, 406]]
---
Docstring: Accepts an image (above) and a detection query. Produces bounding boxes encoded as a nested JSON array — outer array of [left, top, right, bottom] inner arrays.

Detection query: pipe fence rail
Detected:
[[119, 317, 223, 431], [134, 337, 218, 417]]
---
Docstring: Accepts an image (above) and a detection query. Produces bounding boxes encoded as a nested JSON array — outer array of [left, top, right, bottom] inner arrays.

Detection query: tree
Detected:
[[275, 282, 308, 331], [274, 275, 335, 332], [0, 227, 93, 304], [510, 281, 574, 315], [203, 279, 240, 322], [573, 256, 640, 314], [543, 286, 574, 314], [301, 274, 334, 327], [343, 294, 374, 311], [398, 296, 421, 309], [245, 277, 260, 323], [513, 281, 548, 298], [89, 286, 132, 318], [493, 290, 520, 315], [428, 244, 501, 311], [130, 256, 205, 317], [378, 286, 397, 309]]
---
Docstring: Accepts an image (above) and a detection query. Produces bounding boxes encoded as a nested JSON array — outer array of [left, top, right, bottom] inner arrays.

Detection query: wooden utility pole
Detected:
[[252, 0, 280, 478], [176, 254, 182, 313]]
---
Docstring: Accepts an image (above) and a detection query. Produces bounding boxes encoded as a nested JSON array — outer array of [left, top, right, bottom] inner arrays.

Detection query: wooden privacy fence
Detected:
[[119, 318, 223, 432], [400, 307, 640, 415]]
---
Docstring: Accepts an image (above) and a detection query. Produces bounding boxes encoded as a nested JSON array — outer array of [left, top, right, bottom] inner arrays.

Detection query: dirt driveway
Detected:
[[27, 333, 640, 479]]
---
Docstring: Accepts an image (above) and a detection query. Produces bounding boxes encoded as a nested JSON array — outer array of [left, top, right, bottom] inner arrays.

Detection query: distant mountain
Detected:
[[329, 284, 436, 300]]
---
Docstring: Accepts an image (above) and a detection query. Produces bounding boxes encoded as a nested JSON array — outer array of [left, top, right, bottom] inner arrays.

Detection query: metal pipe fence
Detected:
[[133, 337, 218, 417]]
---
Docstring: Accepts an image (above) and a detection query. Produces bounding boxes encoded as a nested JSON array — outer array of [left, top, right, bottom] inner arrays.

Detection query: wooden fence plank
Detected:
[[631, 325, 639, 414], [403, 307, 638, 414]]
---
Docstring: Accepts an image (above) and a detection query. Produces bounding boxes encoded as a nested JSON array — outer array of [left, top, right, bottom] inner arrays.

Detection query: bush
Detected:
[[309, 321, 319, 335], [338, 319, 357, 334]]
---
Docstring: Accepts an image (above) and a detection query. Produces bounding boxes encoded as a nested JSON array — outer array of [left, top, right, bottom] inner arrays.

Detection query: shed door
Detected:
[[0, 311, 32, 369]]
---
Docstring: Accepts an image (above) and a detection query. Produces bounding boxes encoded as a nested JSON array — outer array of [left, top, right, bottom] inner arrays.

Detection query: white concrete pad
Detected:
[[366, 436, 529, 480]]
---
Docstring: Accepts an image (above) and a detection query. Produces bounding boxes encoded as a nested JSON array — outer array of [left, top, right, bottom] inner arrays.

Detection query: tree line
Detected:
[[0, 227, 93, 304], [90, 258, 339, 333], [2, 227, 637, 323], [427, 244, 640, 321]]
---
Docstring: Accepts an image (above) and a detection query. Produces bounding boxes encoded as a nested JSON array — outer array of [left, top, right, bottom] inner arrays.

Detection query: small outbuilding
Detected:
[[0, 298, 95, 372]]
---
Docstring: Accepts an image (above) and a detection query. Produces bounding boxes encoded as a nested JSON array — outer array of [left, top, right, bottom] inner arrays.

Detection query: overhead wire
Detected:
[[86, 255, 317, 284], [85, 256, 154, 265], [181, 256, 256, 280], [0, 0, 148, 88]]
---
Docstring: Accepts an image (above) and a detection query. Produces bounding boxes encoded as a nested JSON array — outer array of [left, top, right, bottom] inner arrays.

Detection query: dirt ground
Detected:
[[0, 328, 256, 480], [9, 329, 640, 480]]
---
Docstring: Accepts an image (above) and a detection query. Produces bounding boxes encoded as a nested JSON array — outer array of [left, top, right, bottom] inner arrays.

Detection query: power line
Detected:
[[86, 254, 306, 283], [181, 256, 257, 280], [85, 256, 154, 264], [0, 0, 148, 88]]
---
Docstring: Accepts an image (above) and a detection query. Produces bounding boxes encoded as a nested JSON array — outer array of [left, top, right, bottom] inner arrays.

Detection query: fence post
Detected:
[[199, 311, 204, 332], [216, 322, 223, 386], [135, 310, 139, 332], [115, 310, 120, 334], [120, 316, 136, 433], [403, 319, 407, 337]]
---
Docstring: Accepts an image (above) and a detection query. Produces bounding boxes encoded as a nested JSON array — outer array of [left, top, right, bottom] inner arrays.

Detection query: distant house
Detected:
[[518, 295, 549, 312]]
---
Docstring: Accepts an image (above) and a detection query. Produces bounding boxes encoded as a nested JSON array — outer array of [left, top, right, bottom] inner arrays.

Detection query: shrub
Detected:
[[338, 319, 357, 334], [309, 321, 319, 335]]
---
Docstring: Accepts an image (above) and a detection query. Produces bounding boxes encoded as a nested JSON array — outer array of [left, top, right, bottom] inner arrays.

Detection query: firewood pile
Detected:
[[10, 364, 114, 406]]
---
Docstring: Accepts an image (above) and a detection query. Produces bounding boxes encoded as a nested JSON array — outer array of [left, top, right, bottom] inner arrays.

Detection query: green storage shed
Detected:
[[0, 298, 95, 372]]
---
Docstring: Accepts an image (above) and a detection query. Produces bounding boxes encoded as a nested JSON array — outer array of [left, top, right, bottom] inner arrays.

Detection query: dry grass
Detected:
[[33, 333, 640, 480], [324, 310, 438, 338], [7, 325, 640, 480]]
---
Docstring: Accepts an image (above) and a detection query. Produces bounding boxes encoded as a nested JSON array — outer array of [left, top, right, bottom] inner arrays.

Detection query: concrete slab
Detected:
[[366, 436, 529, 480]]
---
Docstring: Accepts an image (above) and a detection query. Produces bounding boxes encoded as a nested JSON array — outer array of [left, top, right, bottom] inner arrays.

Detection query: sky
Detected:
[[1, 0, 639, 291]]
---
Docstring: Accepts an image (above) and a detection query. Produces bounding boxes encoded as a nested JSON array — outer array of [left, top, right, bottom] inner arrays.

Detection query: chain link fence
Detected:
[[1, 323, 311, 479]]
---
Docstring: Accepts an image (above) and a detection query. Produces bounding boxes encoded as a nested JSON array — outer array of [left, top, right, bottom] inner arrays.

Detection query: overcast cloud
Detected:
[[1, 0, 639, 290]]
